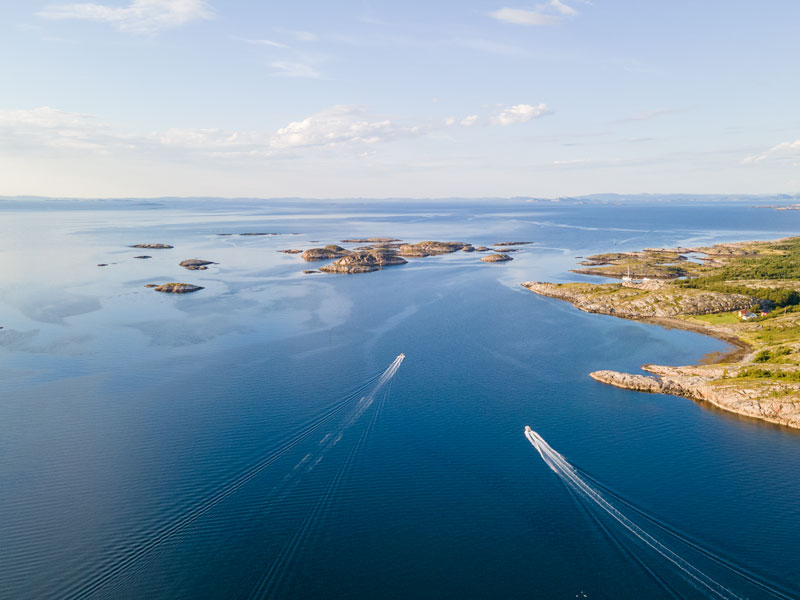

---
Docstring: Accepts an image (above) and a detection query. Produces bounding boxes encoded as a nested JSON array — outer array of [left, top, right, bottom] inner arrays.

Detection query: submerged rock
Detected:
[[303, 270, 320, 274], [153, 283, 204, 293], [493, 241, 533, 246], [133, 255, 152, 259], [97, 263, 108, 267], [319, 249, 408, 273], [340, 237, 401, 243], [302, 245, 351, 261], [240, 232, 277, 236], [280, 249, 303, 254], [132, 243, 173, 249], [144, 284, 158, 288], [481, 254, 513, 263]]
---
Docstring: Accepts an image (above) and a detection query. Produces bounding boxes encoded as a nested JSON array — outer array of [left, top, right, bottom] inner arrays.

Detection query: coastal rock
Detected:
[[179, 259, 216, 271], [461, 245, 475, 252], [153, 283, 204, 293], [301, 245, 351, 261], [144, 284, 158, 288], [303, 270, 319, 274], [475, 246, 491, 252], [397, 241, 470, 257], [97, 263, 108, 267], [481, 253, 513, 263], [522, 282, 754, 317], [280, 249, 303, 254], [492, 247, 520, 252], [590, 368, 800, 429], [319, 249, 408, 274], [132, 243, 173, 249]]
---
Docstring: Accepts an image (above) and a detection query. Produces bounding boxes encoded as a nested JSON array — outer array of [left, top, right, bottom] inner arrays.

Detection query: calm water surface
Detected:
[[1, 199, 799, 599]]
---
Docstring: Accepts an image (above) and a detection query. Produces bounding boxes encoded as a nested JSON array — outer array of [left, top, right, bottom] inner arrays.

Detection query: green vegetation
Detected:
[[688, 312, 740, 325], [753, 347, 792, 363], [737, 367, 800, 382]]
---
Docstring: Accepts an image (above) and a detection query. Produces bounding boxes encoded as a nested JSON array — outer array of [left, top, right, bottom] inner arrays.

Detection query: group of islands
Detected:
[[92, 232, 800, 431], [97, 237, 526, 293]]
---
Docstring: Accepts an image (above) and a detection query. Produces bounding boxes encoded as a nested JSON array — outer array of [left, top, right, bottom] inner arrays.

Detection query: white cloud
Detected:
[[269, 105, 406, 149], [491, 103, 551, 125], [36, 0, 213, 34], [550, 0, 577, 16], [0, 106, 126, 152], [0, 102, 553, 162], [490, 1, 578, 26], [743, 140, 800, 164]]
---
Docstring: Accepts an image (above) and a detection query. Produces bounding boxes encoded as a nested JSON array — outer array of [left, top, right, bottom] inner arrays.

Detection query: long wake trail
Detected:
[[249, 356, 403, 599], [525, 427, 757, 600], [55, 357, 403, 600]]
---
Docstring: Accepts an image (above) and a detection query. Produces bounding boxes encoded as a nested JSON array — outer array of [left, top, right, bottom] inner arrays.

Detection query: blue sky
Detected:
[[1, 0, 799, 198]]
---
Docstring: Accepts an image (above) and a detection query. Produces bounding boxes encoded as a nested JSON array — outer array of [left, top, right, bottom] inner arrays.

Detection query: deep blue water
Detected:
[[1, 199, 800, 599]]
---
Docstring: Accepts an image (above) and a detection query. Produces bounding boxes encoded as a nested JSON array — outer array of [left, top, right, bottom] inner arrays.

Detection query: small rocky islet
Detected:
[[481, 253, 513, 263], [131, 243, 173, 249], [319, 249, 408, 273], [151, 283, 204, 293], [179, 259, 216, 271]]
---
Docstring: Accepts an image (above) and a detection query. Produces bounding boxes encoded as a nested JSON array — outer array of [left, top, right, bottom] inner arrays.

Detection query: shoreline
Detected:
[[634, 316, 752, 364], [523, 282, 800, 430]]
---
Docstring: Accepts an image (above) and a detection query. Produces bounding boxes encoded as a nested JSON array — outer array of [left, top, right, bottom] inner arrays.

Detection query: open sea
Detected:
[[1, 197, 799, 599]]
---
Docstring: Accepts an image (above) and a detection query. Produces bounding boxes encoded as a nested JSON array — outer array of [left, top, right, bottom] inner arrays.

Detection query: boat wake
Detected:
[[524, 426, 794, 600], [56, 356, 404, 600]]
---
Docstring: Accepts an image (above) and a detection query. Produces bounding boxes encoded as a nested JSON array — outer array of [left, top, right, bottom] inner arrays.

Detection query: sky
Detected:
[[1, 0, 799, 198]]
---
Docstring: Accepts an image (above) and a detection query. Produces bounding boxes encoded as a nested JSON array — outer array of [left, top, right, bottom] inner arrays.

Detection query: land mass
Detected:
[[523, 237, 800, 429], [297, 240, 521, 274]]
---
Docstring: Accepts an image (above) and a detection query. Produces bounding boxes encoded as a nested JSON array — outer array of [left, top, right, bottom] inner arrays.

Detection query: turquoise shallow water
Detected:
[[1, 199, 799, 599]]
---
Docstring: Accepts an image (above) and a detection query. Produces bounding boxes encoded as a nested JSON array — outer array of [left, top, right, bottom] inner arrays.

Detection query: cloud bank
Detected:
[[490, 1, 579, 26], [37, 0, 214, 34]]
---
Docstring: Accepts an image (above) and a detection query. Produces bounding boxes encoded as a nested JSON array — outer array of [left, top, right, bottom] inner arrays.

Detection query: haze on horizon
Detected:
[[1, 0, 798, 199]]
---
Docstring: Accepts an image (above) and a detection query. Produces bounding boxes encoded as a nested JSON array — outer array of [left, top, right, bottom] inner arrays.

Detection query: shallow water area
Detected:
[[1, 198, 800, 599]]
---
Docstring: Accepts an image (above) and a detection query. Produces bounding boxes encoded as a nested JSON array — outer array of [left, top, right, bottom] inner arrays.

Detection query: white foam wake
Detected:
[[525, 427, 744, 600]]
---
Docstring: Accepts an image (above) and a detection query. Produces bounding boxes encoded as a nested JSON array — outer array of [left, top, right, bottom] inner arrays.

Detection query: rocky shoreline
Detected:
[[590, 366, 800, 429], [522, 238, 800, 430]]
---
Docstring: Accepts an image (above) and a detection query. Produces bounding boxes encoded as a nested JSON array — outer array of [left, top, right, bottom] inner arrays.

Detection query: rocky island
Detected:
[[294, 238, 521, 275], [481, 253, 513, 263], [319, 248, 408, 273], [179, 259, 216, 270], [523, 237, 800, 429], [397, 241, 473, 256], [152, 283, 204, 293], [301, 245, 351, 261]]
